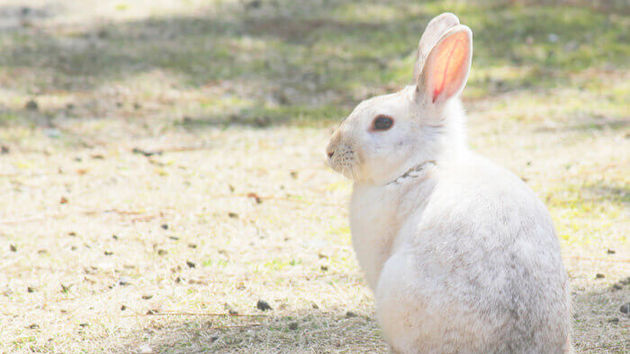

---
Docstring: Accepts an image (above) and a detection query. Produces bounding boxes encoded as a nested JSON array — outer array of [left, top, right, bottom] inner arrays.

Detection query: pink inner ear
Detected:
[[430, 31, 469, 103]]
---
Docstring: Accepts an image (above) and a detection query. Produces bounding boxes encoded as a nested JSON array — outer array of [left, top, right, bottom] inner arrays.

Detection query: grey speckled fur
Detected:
[[326, 13, 571, 354]]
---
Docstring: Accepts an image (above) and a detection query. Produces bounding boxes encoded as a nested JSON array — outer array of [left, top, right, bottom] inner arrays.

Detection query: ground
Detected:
[[0, 0, 628, 353]]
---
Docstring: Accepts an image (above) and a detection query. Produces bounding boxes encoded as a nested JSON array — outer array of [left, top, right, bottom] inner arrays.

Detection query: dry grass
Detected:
[[0, 0, 628, 353]]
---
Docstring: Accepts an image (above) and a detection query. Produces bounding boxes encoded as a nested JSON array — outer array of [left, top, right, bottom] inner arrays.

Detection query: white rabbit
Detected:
[[326, 13, 571, 353]]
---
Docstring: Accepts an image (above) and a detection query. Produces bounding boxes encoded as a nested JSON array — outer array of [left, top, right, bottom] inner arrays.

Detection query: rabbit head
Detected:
[[326, 13, 473, 184]]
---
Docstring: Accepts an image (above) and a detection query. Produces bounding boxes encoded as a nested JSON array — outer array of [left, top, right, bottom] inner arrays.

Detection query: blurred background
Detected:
[[0, 0, 628, 352]]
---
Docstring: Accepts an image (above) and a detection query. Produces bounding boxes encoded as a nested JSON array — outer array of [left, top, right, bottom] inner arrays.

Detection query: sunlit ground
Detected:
[[0, 0, 628, 352]]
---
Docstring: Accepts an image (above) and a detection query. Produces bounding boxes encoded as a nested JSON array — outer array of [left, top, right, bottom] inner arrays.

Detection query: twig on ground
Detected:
[[0, 209, 159, 224], [128, 312, 267, 318], [211, 324, 263, 329], [132, 145, 212, 157], [566, 256, 630, 263], [214, 193, 344, 207]]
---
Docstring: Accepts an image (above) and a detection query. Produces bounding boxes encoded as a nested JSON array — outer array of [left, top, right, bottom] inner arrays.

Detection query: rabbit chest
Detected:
[[350, 176, 435, 290]]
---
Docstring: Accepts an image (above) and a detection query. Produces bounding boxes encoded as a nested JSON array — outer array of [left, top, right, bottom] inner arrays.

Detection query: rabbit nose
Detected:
[[327, 129, 342, 159]]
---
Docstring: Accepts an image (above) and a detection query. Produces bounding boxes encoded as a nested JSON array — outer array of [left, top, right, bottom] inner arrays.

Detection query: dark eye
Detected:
[[372, 115, 394, 131]]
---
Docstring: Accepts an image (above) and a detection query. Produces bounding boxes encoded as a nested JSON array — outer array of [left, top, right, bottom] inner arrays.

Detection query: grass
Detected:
[[0, 0, 628, 352]]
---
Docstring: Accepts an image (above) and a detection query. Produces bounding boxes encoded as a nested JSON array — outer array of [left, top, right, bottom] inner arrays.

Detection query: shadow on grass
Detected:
[[534, 116, 630, 133], [571, 283, 630, 352], [568, 119, 630, 132], [112, 284, 630, 353], [583, 184, 630, 207], [175, 104, 348, 129], [0, 0, 628, 127], [118, 309, 387, 353]]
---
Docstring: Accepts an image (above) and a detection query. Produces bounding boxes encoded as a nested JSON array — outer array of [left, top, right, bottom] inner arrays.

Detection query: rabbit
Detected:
[[326, 13, 571, 354]]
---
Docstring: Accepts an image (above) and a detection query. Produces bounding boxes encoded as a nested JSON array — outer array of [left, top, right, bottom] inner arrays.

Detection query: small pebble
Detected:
[[118, 276, 132, 286], [161, 224, 168, 230], [256, 300, 272, 311], [44, 128, 61, 138], [620, 303, 630, 314], [246, 0, 261, 9], [25, 99, 38, 110]]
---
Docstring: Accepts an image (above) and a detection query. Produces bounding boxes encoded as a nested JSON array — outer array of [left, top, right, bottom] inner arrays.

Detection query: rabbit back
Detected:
[[372, 153, 571, 353]]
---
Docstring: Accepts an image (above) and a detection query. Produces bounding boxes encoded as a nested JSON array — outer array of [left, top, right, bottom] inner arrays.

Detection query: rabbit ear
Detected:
[[417, 25, 472, 104], [413, 13, 460, 83]]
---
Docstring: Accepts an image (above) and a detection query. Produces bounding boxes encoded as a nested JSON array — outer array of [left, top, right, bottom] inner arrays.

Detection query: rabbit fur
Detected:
[[326, 13, 571, 354]]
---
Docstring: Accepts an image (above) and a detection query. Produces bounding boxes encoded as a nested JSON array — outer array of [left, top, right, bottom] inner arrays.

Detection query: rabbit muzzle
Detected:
[[326, 130, 359, 179], [326, 143, 357, 179]]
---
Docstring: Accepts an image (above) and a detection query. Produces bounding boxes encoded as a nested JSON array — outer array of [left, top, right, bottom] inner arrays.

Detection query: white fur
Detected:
[[326, 13, 571, 353]]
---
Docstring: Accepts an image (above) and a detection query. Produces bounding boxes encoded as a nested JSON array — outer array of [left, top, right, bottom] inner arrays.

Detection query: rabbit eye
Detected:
[[372, 115, 394, 131]]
